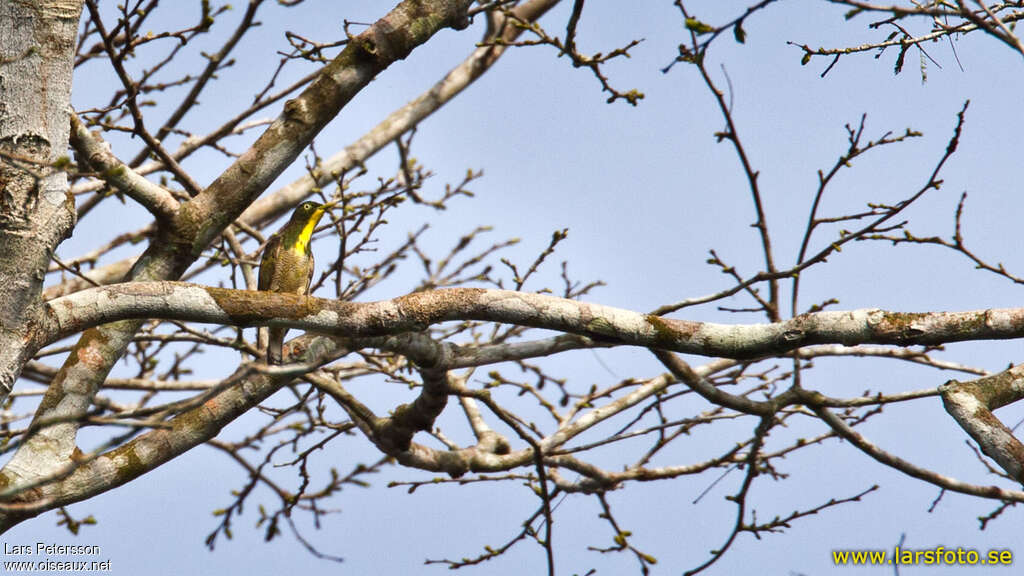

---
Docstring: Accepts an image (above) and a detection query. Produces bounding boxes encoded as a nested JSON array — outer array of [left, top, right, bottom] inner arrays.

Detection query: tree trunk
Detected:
[[0, 0, 82, 398]]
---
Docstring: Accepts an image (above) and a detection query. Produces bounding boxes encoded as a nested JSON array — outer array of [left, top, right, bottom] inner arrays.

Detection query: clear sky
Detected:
[[6, 1, 1024, 575]]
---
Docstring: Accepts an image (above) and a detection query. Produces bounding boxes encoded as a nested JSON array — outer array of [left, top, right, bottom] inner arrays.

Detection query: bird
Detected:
[[258, 199, 336, 364]]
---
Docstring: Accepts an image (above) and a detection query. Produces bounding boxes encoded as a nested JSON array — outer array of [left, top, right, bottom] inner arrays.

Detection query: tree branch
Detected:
[[40, 282, 1024, 359], [69, 112, 179, 221], [941, 366, 1024, 484]]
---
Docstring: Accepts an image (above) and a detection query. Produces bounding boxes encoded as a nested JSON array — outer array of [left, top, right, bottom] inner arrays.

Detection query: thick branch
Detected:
[[176, 0, 473, 252], [239, 0, 559, 227], [0, 335, 346, 530], [69, 113, 179, 221], [941, 366, 1024, 484], [39, 282, 1024, 358]]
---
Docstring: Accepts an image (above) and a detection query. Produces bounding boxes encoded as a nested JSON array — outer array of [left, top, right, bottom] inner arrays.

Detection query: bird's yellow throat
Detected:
[[291, 207, 325, 255]]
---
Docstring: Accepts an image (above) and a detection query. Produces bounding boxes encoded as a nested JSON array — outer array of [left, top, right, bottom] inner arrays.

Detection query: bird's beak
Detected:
[[321, 200, 340, 210]]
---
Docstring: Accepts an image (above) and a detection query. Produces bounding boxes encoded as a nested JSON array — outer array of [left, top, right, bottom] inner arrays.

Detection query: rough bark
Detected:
[[0, 0, 82, 397]]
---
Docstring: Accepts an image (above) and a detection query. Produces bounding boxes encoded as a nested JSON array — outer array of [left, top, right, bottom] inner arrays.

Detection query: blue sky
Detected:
[[7, 1, 1024, 574]]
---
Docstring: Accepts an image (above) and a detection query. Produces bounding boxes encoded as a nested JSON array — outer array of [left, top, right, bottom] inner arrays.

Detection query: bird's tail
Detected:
[[267, 327, 287, 365]]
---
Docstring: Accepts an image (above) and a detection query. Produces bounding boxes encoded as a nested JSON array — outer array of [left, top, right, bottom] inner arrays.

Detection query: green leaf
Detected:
[[800, 52, 811, 66], [685, 17, 715, 35]]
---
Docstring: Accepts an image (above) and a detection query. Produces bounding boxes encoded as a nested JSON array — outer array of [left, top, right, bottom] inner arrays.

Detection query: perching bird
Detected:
[[258, 200, 336, 364]]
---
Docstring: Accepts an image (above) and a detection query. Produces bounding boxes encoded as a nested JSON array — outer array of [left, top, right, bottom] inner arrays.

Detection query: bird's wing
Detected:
[[258, 233, 282, 291]]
